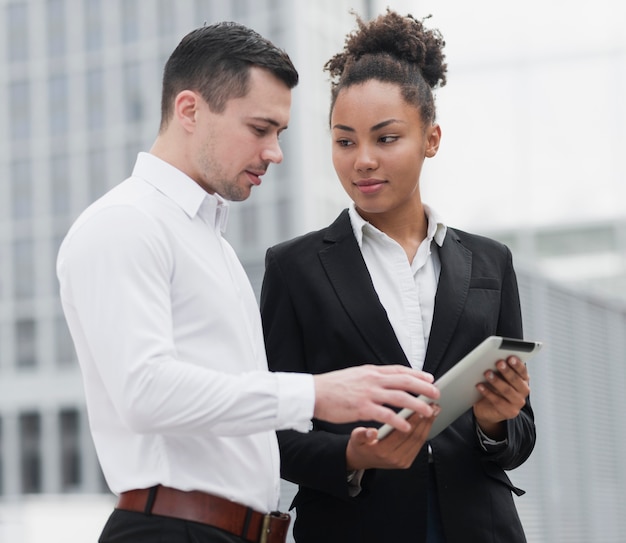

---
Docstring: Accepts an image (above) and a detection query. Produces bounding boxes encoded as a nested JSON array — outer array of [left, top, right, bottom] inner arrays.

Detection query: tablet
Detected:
[[377, 336, 543, 441]]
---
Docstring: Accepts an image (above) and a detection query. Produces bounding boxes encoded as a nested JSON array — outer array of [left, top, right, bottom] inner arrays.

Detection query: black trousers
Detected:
[[99, 509, 247, 543], [426, 464, 447, 543]]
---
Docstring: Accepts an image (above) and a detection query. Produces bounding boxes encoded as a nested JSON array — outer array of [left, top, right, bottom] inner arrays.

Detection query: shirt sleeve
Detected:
[[475, 422, 508, 452], [58, 204, 315, 437]]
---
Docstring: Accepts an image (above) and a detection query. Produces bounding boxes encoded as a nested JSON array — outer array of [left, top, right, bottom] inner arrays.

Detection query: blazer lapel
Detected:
[[423, 229, 472, 375], [318, 211, 409, 368]]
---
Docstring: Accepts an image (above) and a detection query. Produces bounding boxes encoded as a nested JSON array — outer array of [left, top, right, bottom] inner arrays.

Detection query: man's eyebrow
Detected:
[[332, 119, 404, 132], [250, 116, 289, 130]]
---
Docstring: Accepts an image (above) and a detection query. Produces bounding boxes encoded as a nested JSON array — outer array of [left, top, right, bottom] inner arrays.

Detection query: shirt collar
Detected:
[[423, 204, 447, 247], [132, 152, 229, 234], [348, 202, 447, 247]]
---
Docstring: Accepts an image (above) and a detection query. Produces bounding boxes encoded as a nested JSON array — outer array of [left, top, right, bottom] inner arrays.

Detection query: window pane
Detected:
[[10, 80, 31, 140], [86, 68, 105, 131], [6, 2, 29, 62], [55, 315, 75, 366], [51, 154, 71, 216], [19, 412, 42, 493], [241, 203, 258, 247], [49, 73, 68, 135], [121, 0, 139, 43], [60, 409, 81, 491], [13, 239, 35, 300], [11, 160, 32, 220], [158, 0, 176, 35], [84, 0, 102, 51], [88, 148, 108, 202], [16, 318, 37, 368], [46, 0, 66, 58], [123, 62, 143, 123]]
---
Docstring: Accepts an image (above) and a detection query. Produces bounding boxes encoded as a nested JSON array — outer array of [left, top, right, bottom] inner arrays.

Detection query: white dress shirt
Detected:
[[348, 203, 447, 370], [57, 152, 315, 513], [345, 204, 446, 494], [347, 204, 506, 480]]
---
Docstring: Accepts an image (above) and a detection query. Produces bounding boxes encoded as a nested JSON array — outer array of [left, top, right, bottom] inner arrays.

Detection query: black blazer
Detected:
[[261, 210, 535, 543]]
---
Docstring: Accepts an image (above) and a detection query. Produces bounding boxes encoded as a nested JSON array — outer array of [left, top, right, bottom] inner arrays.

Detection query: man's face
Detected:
[[190, 67, 292, 201]]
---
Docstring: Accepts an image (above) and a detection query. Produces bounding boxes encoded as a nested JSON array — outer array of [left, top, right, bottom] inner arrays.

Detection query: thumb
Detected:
[[351, 426, 379, 445]]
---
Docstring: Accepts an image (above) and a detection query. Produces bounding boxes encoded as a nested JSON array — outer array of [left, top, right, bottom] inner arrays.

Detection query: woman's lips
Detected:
[[354, 178, 387, 194]]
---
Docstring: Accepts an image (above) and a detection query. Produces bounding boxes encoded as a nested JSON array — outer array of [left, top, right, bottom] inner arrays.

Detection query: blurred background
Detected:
[[0, 0, 625, 541]]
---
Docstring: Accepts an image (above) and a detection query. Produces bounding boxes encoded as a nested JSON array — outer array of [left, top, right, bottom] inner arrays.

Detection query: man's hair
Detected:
[[160, 21, 299, 130]]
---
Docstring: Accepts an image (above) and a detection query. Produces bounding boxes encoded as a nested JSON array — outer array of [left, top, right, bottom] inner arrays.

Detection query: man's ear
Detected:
[[174, 90, 199, 132], [425, 124, 442, 158]]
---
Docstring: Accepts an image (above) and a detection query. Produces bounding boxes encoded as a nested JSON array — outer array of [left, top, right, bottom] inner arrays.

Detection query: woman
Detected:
[[261, 10, 535, 543]]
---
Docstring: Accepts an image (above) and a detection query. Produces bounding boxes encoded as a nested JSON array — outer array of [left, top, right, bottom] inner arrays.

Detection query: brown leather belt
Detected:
[[116, 485, 290, 543]]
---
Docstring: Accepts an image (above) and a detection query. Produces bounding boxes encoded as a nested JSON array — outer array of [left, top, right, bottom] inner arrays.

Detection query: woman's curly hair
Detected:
[[325, 9, 447, 124]]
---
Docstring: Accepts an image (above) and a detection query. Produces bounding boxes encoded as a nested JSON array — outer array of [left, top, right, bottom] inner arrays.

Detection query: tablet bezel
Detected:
[[377, 336, 543, 441]]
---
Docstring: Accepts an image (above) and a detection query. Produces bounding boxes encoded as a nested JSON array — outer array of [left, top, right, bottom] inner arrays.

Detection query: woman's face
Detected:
[[331, 80, 441, 221]]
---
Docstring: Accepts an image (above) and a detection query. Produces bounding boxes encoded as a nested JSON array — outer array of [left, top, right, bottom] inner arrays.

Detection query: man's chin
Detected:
[[219, 185, 253, 202]]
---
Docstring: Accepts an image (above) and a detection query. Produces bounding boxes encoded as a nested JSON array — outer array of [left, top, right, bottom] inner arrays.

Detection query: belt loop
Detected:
[[144, 485, 159, 515], [242, 507, 254, 540]]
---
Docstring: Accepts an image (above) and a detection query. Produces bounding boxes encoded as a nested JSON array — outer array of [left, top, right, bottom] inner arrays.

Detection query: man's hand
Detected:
[[473, 355, 530, 439], [345, 408, 440, 471], [313, 364, 440, 431]]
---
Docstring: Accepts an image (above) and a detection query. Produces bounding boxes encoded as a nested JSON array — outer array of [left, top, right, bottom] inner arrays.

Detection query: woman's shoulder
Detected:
[[268, 209, 351, 257], [447, 226, 511, 255]]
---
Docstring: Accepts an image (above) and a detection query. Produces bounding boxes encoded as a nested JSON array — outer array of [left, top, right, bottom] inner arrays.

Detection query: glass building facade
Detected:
[[1, 1, 625, 541]]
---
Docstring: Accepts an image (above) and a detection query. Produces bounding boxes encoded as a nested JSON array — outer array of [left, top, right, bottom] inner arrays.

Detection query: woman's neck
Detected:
[[358, 204, 428, 263]]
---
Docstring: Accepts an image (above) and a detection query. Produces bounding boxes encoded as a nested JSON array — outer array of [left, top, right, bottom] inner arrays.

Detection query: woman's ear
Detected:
[[425, 124, 442, 158]]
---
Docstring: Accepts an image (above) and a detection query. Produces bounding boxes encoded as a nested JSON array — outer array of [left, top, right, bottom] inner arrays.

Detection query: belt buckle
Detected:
[[259, 513, 272, 543]]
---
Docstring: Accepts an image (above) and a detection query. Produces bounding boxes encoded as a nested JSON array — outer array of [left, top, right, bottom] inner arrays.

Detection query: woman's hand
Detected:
[[346, 407, 440, 471], [473, 356, 530, 440]]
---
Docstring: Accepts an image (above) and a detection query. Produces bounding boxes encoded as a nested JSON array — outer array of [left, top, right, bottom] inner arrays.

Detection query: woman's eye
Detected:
[[336, 139, 353, 147], [379, 135, 398, 144]]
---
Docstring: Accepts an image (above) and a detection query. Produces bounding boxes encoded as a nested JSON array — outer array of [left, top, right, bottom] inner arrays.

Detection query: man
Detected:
[[57, 22, 439, 543]]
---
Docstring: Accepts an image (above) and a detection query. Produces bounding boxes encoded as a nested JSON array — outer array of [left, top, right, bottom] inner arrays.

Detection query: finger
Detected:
[[351, 426, 378, 446], [504, 356, 529, 380], [371, 365, 436, 383], [368, 402, 433, 433], [376, 391, 437, 418], [493, 361, 531, 397], [476, 383, 523, 419], [408, 406, 440, 439], [377, 374, 441, 402], [475, 385, 509, 420]]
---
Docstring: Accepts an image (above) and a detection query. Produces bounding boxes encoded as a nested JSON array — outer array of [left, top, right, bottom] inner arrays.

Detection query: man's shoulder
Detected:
[[64, 177, 165, 244]]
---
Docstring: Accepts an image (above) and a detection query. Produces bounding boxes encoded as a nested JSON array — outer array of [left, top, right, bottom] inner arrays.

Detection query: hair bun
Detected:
[[327, 9, 447, 90]]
